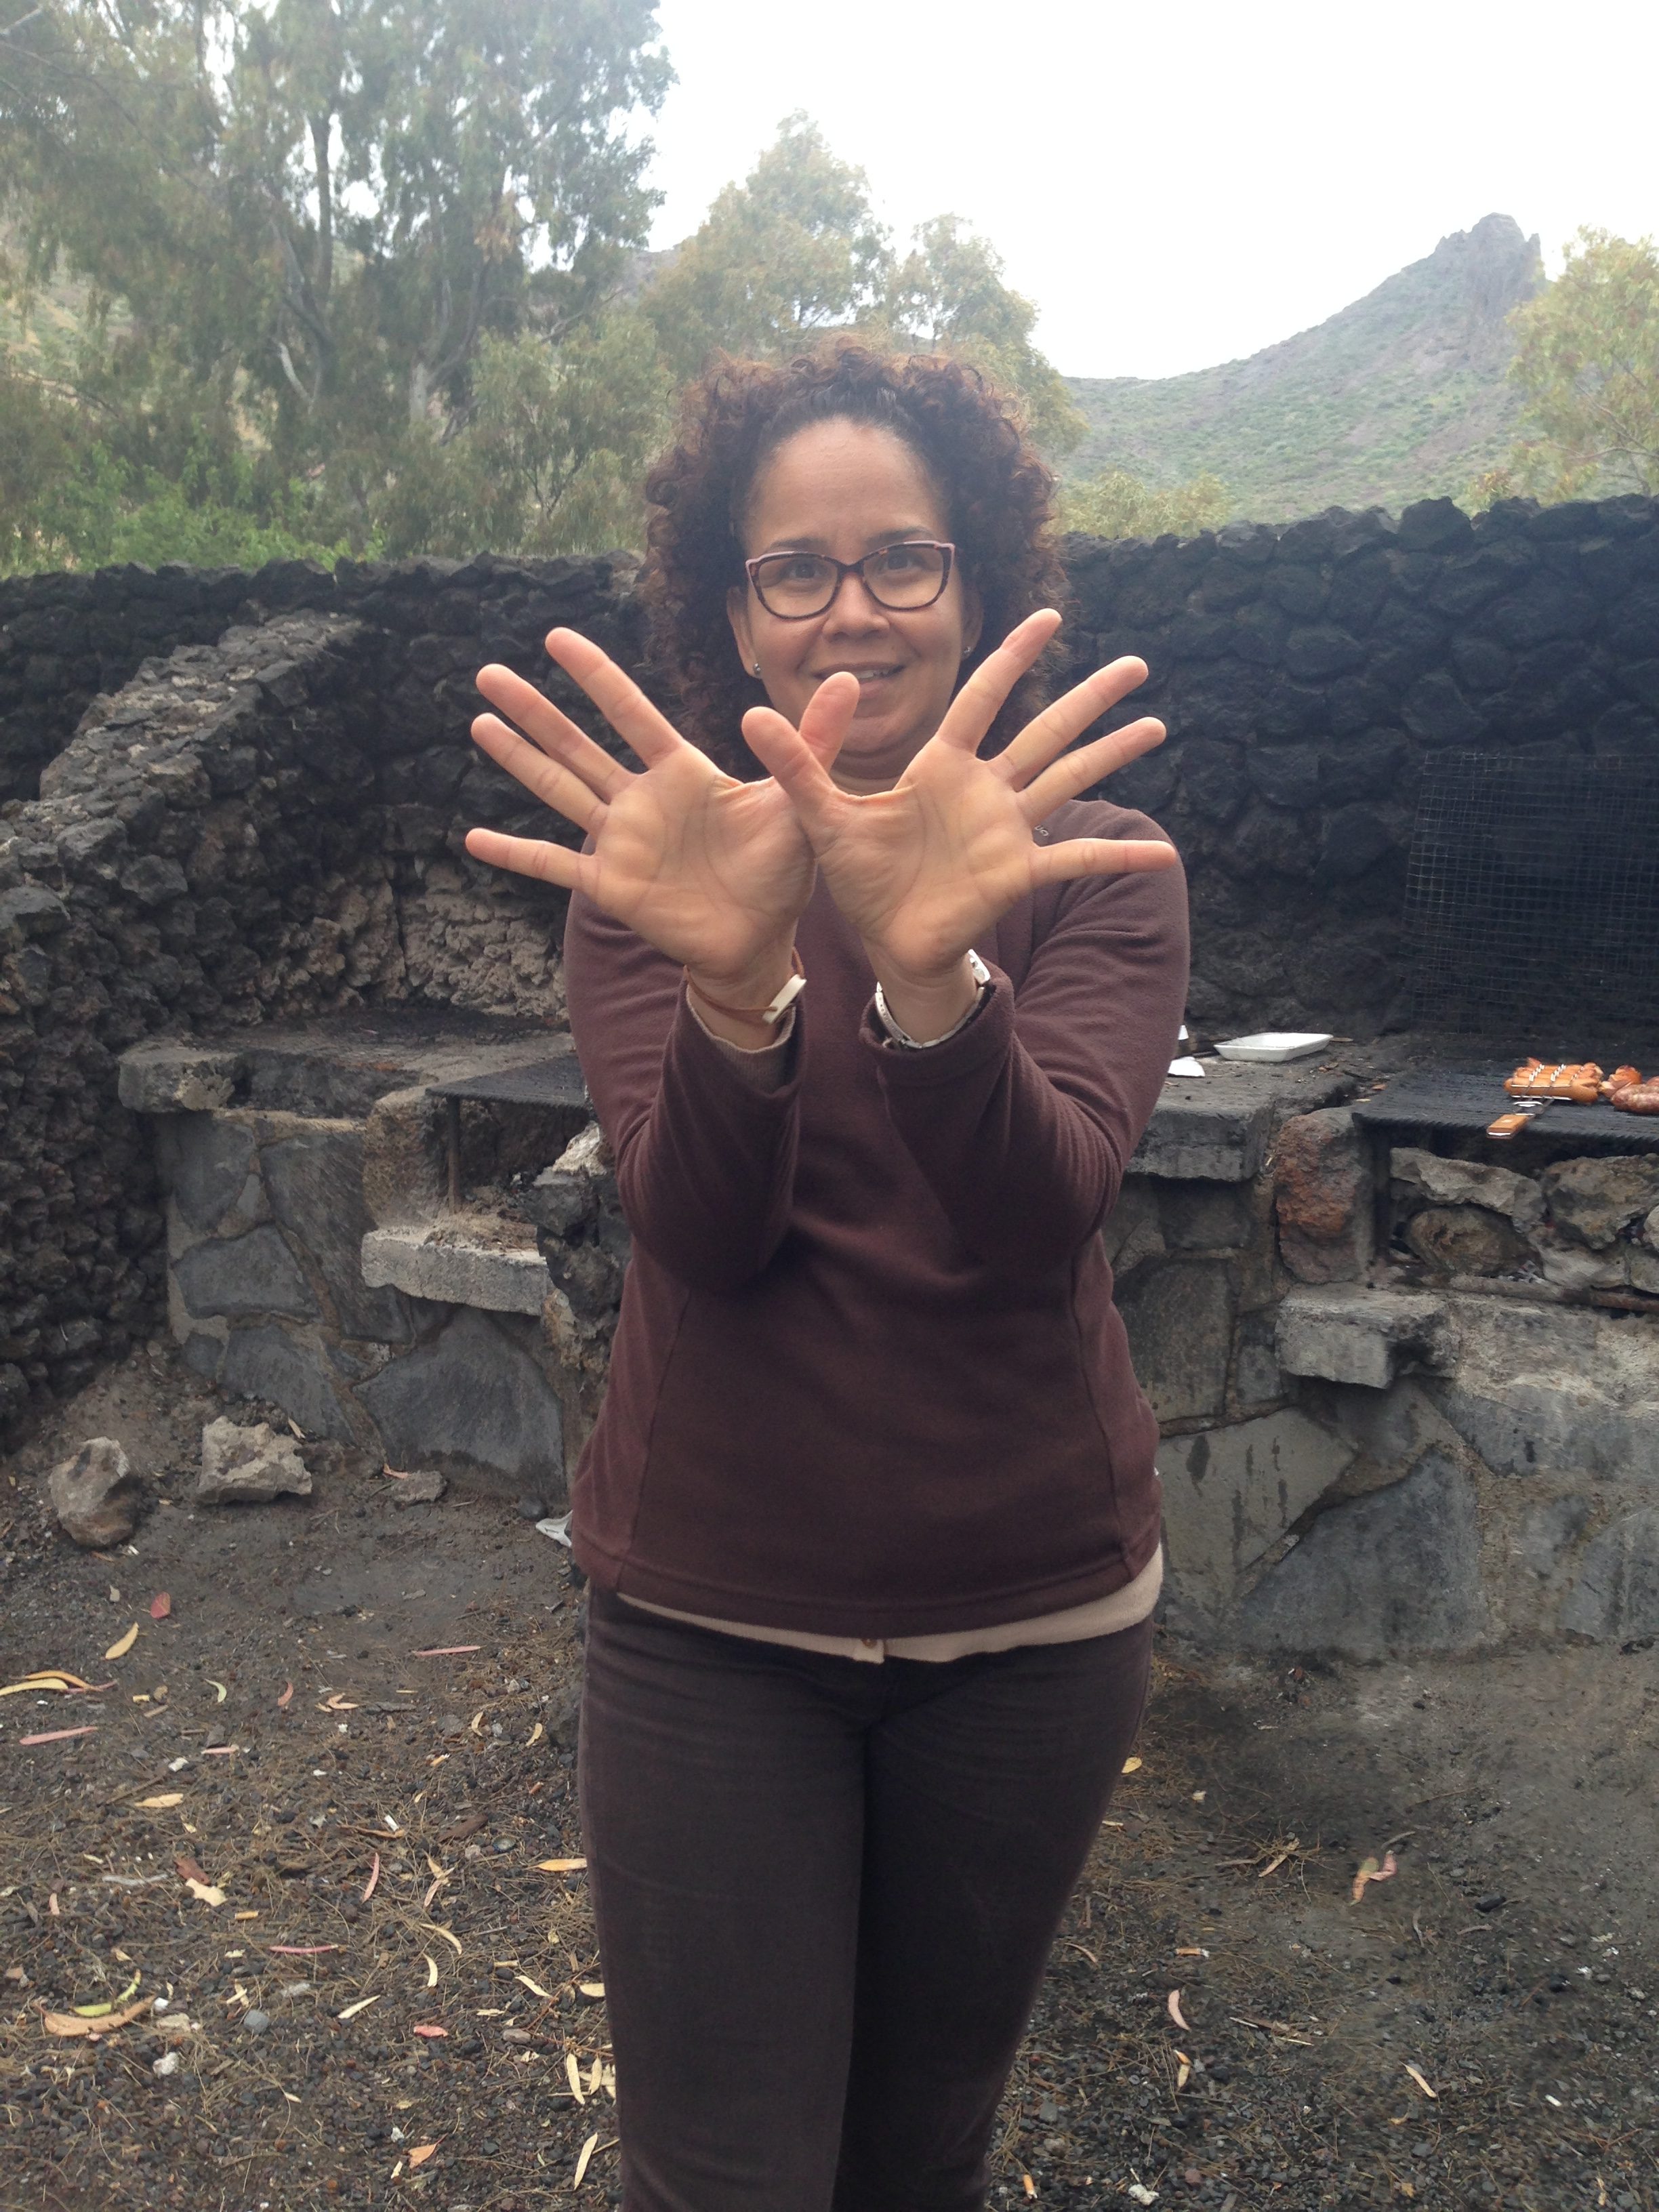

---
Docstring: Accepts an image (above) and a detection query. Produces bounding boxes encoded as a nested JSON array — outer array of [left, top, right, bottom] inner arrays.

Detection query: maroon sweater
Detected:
[[562, 798, 1189, 1638]]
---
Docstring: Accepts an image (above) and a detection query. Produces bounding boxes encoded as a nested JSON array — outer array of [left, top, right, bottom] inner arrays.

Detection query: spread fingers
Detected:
[[474, 663, 632, 799], [471, 713, 611, 834], [1017, 717, 1166, 823], [994, 657, 1152, 787]]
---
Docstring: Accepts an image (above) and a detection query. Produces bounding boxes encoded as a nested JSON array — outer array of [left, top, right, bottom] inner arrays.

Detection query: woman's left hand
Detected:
[[741, 610, 1179, 1038]]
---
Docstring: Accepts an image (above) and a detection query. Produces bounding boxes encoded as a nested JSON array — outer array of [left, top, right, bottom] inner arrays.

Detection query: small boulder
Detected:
[[1542, 1154, 1659, 1248], [1403, 1204, 1527, 1277], [1274, 1109, 1374, 1284], [48, 1438, 144, 1549], [197, 1417, 312, 1507], [390, 1467, 445, 1507], [1390, 1147, 1544, 1234]]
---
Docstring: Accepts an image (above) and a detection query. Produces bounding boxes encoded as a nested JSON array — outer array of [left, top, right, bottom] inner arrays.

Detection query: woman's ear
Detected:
[[727, 586, 758, 678], [960, 581, 984, 661]]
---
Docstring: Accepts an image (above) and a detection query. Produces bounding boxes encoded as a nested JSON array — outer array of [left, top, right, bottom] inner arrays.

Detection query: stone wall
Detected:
[[1153, 1104, 1659, 1661], [9, 497, 1659, 1036], [1071, 493, 1659, 1034], [0, 558, 642, 1444], [117, 1031, 586, 1498]]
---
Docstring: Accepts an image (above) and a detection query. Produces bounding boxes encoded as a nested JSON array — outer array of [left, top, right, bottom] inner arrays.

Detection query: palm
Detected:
[[582, 756, 813, 975], [464, 630, 816, 982], [743, 613, 1180, 985], [794, 747, 1060, 977]]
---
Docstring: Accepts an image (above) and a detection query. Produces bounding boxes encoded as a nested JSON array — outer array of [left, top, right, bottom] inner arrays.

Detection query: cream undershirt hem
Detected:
[[617, 1547, 1162, 1665]]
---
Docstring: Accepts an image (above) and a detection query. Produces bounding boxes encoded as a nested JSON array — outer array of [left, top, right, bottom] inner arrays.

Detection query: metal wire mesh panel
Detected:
[[1405, 754, 1659, 1039]]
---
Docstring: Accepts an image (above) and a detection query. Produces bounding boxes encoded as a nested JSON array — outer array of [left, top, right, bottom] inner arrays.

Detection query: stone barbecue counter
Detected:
[[1132, 1054, 1355, 1179]]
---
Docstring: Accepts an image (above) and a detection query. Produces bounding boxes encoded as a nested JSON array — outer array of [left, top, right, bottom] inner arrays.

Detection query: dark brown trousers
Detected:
[[578, 1586, 1153, 2211]]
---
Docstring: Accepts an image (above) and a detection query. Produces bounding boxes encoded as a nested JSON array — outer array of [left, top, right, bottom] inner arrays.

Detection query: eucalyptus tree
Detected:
[[0, 0, 670, 483]]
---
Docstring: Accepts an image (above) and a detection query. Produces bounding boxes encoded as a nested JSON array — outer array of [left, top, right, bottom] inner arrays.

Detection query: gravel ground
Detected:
[[1, 1342, 1656, 2212]]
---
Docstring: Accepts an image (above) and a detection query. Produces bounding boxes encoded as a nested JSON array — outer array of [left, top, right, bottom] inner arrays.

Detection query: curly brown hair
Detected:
[[639, 341, 1069, 775]]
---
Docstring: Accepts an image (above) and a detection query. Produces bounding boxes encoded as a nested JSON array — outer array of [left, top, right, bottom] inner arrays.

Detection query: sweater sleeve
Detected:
[[562, 893, 805, 1292], [863, 812, 1189, 1273]]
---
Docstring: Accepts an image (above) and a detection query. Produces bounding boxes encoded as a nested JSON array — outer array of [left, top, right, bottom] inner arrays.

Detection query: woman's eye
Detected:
[[875, 546, 921, 573], [779, 556, 826, 582]]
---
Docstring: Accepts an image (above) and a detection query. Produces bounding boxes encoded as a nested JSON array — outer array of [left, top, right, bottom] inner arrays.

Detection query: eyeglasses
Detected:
[[744, 540, 956, 620]]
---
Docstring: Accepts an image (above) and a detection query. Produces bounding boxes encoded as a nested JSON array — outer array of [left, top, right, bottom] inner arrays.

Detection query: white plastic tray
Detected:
[[1214, 1031, 1334, 1064]]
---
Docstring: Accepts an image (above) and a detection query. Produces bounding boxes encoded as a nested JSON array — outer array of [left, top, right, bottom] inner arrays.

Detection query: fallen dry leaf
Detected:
[[149, 1593, 171, 1620], [1404, 2062, 1437, 2100], [573, 2130, 600, 2186], [135, 1793, 183, 1810], [1259, 1840, 1300, 1879], [1168, 1988, 1191, 2032], [526, 1721, 544, 1748], [362, 1852, 381, 1903], [337, 1995, 381, 2021], [276, 1681, 295, 1709], [424, 1953, 438, 1989], [18, 1725, 98, 1746], [42, 1996, 152, 2038], [184, 1879, 226, 1908], [410, 1645, 480, 1657], [105, 1624, 139, 1661], [566, 2051, 586, 2104], [1121, 1756, 1143, 1774], [209, 1681, 227, 1704], [1352, 1849, 1399, 1904], [175, 1854, 209, 1884], [578, 1981, 605, 1999], [514, 1973, 554, 2001], [2, 1671, 93, 1696], [535, 1857, 588, 1873], [411, 2023, 447, 2039], [266, 1944, 342, 1957], [407, 2142, 439, 2169]]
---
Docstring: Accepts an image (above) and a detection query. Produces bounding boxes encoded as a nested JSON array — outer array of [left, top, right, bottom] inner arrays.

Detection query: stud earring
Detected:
[[752, 660, 762, 676]]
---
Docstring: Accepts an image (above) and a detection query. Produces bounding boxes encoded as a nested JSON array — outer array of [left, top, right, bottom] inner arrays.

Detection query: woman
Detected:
[[467, 343, 1189, 2211]]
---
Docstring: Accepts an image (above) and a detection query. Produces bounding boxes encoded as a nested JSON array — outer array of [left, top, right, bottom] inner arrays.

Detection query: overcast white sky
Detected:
[[641, 0, 1659, 382]]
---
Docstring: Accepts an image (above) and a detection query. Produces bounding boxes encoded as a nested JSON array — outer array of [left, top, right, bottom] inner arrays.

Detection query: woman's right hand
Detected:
[[466, 629, 816, 1012]]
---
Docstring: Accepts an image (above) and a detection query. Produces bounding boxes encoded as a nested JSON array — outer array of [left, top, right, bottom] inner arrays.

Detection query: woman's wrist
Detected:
[[684, 943, 801, 1048], [869, 952, 982, 1047]]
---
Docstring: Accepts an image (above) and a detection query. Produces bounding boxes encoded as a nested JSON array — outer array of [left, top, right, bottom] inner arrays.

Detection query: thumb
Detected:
[[743, 697, 852, 823]]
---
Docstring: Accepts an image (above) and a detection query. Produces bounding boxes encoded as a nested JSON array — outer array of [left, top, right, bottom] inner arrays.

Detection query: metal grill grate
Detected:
[[1404, 753, 1659, 1040]]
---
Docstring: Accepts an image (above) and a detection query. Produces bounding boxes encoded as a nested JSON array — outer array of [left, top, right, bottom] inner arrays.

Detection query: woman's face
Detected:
[[727, 419, 982, 792]]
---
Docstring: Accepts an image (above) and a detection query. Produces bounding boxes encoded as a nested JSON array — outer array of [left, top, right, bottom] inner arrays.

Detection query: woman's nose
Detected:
[[821, 573, 888, 630]]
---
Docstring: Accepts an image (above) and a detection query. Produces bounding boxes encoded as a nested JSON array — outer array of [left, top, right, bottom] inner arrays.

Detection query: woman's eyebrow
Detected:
[[755, 527, 937, 556]]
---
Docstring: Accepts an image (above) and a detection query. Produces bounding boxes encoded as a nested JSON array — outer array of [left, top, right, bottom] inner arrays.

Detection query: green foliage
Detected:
[[1059, 466, 1231, 541], [1471, 228, 1659, 504], [0, 366, 354, 576], [642, 116, 892, 384], [640, 118, 1084, 454], [0, 0, 670, 483], [373, 310, 671, 557], [883, 216, 1084, 455], [1065, 214, 1542, 521]]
